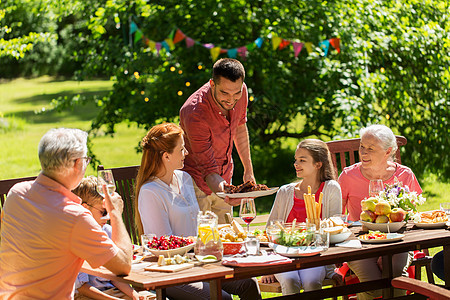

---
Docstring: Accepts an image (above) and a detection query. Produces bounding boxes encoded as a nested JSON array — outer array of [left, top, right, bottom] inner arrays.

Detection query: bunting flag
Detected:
[[211, 47, 221, 61], [255, 37, 263, 48], [165, 38, 175, 50], [319, 40, 330, 56], [227, 48, 238, 58], [173, 29, 186, 44], [304, 42, 314, 54], [129, 22, 138, 35], [127, 22, 341, 60], [271, 36, 282, 50], [293, 42, 304, 57], [134, 30, 143, 44], [238, 46, 247, 59], [329, 38, 341, 53], [185, 37, 195, 48]]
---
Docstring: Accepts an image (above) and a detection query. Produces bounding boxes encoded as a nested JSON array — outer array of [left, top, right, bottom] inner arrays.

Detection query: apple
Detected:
[[361, 199, 377, 212], [375, 215, 390, 223], [375, 201, 391, 216], [390, 208, 406, 222], [360, 210, 377, 223]]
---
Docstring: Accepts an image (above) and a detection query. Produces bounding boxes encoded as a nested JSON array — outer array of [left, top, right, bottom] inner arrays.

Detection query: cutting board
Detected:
[[144, 262, 195, 273]]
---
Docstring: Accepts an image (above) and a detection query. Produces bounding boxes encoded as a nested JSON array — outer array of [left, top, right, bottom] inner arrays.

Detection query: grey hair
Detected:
[[360, 124, 398, 158], [38, 128, 88, 174]]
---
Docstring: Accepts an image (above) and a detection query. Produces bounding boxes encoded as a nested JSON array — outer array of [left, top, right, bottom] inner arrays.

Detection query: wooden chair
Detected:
[[0, 176, 37, 209], [97, 165, 140, 245], [391, 277, 450, 299], [326, 136, 434, 284]]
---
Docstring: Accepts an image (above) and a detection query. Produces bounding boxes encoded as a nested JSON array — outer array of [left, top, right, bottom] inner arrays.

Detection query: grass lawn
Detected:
[[1, 77, 449, 297]]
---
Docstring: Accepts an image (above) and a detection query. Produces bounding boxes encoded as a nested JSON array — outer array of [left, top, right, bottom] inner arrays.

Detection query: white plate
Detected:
[[360, 220, 406, 232], [147, 243, 194, 258], [414, 222, 447, 229], [329, 230, 352, 244], [216, 187, 279, 199], [269, 243, 323, 257], [358, 233, 405, 243]]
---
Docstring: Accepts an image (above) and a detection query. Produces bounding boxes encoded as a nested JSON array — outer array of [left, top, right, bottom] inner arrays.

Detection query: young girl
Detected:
[[262, 139, 343, 295], [134, 123, 261, 300]]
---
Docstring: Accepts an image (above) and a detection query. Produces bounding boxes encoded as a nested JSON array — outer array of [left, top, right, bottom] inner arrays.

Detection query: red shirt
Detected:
[[180, 81, 248, 195], [286, 182, 325, 223]]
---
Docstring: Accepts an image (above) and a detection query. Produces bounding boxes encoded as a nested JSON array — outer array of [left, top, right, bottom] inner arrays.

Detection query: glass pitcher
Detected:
[[194, 211, 223, 260]]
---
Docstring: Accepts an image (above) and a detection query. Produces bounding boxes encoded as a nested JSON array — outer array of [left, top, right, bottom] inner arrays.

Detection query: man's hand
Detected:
[[102, 185, 124, 216], [261, 274, 277, 284], [332, 273, 344, 286], [224, 196, 247, 207], [243, 170, 255, 184]]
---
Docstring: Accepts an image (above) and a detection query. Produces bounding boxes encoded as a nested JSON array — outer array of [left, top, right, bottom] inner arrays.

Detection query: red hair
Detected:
[[134, 123, 183, 236]]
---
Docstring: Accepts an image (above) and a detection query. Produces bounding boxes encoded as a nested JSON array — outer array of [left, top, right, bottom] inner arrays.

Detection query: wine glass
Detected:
[[239, 198, 256, 233], [369, 179, 384, 197], [97, 170, 116, 198]]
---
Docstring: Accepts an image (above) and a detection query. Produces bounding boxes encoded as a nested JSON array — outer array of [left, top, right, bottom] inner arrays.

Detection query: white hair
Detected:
[[360, 124, 398, 158], [38, 128, 88, 174]]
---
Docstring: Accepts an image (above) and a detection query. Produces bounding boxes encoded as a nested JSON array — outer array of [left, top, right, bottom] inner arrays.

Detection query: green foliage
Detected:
[[8, 0, 449, 181]]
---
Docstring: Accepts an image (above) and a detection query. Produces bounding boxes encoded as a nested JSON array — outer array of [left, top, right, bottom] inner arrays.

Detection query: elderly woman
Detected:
[[339, 124, 422, 300], [134, 123, 261, 300]]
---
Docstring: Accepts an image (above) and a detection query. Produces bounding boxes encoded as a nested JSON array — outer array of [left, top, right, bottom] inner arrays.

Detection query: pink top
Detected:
[[180, 81, 248, 195], [286, 182, 325, 223], [339, 162, 422, 221], [0, 174, 119, 299]]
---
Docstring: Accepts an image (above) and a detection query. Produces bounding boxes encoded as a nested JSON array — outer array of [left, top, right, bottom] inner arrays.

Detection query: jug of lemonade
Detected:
[[194, 211, 223, 260]]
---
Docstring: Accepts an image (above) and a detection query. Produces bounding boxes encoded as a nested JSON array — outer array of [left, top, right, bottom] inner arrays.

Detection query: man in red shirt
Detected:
[[180, 58, 255, 223]]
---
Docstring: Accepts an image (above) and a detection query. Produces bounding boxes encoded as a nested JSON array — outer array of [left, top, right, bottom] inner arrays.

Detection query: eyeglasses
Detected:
[[85, 203, 108, 217], [82, 157, 92, 164]]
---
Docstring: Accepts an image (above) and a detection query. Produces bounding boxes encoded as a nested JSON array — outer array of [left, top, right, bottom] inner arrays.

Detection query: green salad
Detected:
[[275, 229, 314, 247]]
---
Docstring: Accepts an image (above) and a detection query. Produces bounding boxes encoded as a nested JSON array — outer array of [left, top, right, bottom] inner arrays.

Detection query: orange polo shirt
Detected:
[[0, 174, 119, 299]]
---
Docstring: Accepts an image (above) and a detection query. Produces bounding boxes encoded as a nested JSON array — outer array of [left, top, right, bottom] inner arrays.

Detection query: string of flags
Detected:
[[129, 22, 340, 61]]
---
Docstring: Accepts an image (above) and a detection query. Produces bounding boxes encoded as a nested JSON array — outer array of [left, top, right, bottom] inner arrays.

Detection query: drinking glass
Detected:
[[97, 170, 116, 198], [245, 235, 260, 255], [369, 179, 384, 197], [239, 198, 256, 233], [440, 203, 450, 215], [141, 234, 156, 256]]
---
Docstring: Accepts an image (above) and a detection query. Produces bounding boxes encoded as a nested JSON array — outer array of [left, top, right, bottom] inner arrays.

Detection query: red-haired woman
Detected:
[[134, 123, 261, 300]]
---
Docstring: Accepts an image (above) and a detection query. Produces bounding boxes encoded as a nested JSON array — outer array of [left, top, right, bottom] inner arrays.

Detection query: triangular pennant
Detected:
[[155, 42, 162, 55], [292, 42, 304, 57], [319, 40, 330, 56], [238, 46, 248, 59], [143, 37, 150, 46], [165, 38, 175, 50], [134, 30, 143, 43], [173, 29, 186, 44], [203, 43, 215, 49], [168, 28, 175, 40], [129, 22, 138, 35], [220, 49, 228, 54], [278, 39, 291, 50], [227, 48, 238, 58], [272, 36, 282, 50], [148, 40, 156, 50], [329, 38, 341, 53], [255, 37, 263, 48], [185, 37, 195, 48], [161, 40, 170, 52], [304, 42, 314, 54], [210, 47, 221, 61], [246, 43, 256, 52]]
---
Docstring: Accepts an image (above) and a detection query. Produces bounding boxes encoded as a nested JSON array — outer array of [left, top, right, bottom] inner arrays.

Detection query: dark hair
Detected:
[[134, 123, 184, 236], [297, 139, 336, 182], [212, 58, 245, 83]]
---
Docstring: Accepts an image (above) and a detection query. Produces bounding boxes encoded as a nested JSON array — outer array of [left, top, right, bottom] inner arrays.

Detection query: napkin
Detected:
[[222, 254, 292, 267], [335, 240, 362, 249]]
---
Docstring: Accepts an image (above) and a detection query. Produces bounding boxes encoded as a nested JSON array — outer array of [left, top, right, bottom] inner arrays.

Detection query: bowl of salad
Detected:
[[267, 223, 314, 247]]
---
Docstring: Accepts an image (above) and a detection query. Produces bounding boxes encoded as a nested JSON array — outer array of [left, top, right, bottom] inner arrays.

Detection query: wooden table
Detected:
[[82, 223, 450, 300]]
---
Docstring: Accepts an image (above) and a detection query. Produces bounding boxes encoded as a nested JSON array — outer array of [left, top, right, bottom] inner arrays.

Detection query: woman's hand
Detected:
[[332, 273, 344, 286], [261, 274, 277, 284]]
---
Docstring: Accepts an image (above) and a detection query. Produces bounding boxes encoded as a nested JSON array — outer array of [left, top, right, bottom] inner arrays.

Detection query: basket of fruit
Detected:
[[145, 235, 195, 258]]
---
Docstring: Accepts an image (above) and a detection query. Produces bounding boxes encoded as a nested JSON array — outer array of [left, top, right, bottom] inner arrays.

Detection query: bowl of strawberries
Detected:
[[145, 235, 195, 258]]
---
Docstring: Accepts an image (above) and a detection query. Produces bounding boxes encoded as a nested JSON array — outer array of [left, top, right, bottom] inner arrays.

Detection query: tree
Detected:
[[50, 0, 448, 180]]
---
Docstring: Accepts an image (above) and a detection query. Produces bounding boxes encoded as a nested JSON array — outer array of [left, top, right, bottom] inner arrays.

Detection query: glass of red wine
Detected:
[[239, 198, 256, 233]]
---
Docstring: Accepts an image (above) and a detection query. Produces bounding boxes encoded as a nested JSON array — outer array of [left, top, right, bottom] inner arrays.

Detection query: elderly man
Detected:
[[180, 58, 255, 223], [0, 128, 132, 299]]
